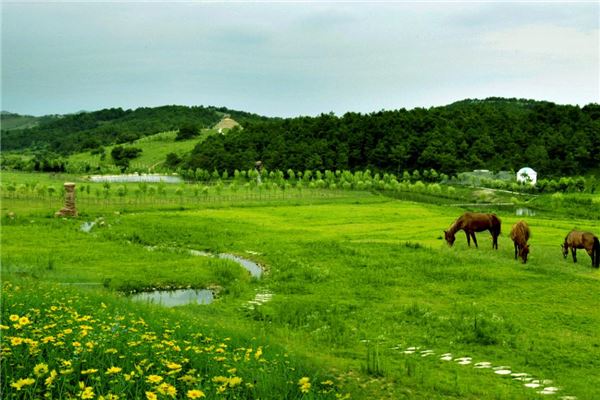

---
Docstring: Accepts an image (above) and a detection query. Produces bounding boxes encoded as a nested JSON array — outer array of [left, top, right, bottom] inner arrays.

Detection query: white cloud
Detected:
[[481, 24, 598, 61]]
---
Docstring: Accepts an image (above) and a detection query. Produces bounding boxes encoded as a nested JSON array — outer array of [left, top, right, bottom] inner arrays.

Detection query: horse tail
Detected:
[[593, 236, 600, 268]]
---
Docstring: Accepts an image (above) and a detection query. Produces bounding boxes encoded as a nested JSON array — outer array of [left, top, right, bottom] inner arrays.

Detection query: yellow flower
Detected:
[[212, 376, 228, 384], [18, 316, 30, 325], [9, 315, 19, 322], [64, 328, 73, 334], [166, 361, 182, 370], [145, 391, 157, 400], [146, 375, 163, 384], [82, 369, 98, 374], [321, 379, 334, 385], [73, 341, 82, 347], [186, 389, 206, 399], [105, 366, 122, 375], [157, 383, 177, 397], [34, 363, 49, 376], [41, 336, 56, 343], [0, 324, 9, 330], [11, 337, 23, 346], [45, 370, 58, 386], [10, 377, 35, 390], [228, 376, 242, 387], [254, 347, 263, 359], [298, 377, 311, 393], [81, 385, 95, 399]]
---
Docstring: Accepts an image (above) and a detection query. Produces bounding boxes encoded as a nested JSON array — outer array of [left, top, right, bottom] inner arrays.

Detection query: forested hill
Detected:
[[187, 98, 600, 177], [1, 105, 271, 154]]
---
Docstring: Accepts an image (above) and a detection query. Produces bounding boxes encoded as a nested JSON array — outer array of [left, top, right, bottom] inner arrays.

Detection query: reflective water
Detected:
[[89, 174, 182, 183], [218, 253, 263, 278], [515, 208, 536, 216], [80, 221, 96, 232], [187, 249, 263, 278], [130, 289, 213, 307]]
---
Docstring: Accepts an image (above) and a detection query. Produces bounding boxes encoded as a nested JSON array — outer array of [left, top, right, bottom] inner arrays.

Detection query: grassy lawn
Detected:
[[2, 174, 599, 399]]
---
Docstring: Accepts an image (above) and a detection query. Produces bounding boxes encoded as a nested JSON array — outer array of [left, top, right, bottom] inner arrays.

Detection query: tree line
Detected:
[[185, 98, 600, 177], [1, 105, 270, 154]]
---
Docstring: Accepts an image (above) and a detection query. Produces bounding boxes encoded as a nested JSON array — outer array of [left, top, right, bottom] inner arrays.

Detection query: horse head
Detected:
[[519, 244, 530, 264], [561, 243, 569, 259], [444, 230, 455, 247]]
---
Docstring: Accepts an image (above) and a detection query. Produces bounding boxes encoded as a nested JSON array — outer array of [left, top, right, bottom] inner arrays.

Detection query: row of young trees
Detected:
[[175, 167, 598, 194]]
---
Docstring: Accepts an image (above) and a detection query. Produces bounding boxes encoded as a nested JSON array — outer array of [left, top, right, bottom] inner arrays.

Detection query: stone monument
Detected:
[[55, 182, 78, 217]]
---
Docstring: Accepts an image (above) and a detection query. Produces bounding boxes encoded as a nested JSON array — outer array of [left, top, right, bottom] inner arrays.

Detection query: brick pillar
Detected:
[[55, 182, 78, 217]]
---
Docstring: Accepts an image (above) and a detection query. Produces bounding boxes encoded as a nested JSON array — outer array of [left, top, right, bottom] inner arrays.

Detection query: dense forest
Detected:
[[2, 99, 599, 177], [1, 105, 271, 154], [186, 98, 600, 177]]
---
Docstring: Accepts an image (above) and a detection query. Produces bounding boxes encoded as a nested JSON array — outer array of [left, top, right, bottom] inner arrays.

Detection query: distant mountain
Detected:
[[1, 105, 271, 154]]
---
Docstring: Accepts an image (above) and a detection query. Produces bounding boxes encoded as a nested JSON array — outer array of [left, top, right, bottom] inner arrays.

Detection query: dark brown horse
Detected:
[[510, 220, 530, 263], [444, 212, 501, 249], [562, 230, 599, 268]]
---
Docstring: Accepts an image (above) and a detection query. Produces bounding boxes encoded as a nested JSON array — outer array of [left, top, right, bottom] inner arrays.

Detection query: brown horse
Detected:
[[510, 220, 530, 263], [444, 212, 501, 249], [562, 230, 599, 268]]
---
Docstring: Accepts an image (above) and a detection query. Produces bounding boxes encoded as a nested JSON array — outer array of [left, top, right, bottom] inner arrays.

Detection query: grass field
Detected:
[[67, 129, 217, 172], [2, 172, 599, 399]]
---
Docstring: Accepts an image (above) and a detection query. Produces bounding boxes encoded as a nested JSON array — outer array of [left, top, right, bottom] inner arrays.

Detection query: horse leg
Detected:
[[587, 249, 594, 265], [514, 242, 518, 260], [465, 231, 471, 247], [472, 233, 478, 248], [572, 248, 577, 263]]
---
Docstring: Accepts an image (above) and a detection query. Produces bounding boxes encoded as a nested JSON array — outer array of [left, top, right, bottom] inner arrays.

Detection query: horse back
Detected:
[[510, 220, 529, 243], [567, 230, 597, 250], [460, 212, 501, 232]]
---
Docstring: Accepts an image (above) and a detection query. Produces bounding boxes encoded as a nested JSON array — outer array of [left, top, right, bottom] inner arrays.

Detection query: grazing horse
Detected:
[[444, 212, 501, 249], [562, 230, 599, 268], [510, 220, 530, 263]]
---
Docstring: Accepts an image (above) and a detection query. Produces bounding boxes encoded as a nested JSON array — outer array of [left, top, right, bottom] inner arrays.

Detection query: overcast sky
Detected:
[[1, 1, 598, 117]]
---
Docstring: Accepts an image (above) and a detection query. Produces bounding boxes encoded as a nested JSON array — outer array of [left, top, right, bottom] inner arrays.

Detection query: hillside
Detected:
[[187, 98, 600, 178], [0, 111, 58, 131], [1, 105, 270, 154], [67, 129, 216, 173]]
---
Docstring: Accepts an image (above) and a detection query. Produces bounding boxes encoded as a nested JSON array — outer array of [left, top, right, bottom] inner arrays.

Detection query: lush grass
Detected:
[[67, 129, 217, 172], [2, 172, 600, 399], [1, 280, 343, 399]]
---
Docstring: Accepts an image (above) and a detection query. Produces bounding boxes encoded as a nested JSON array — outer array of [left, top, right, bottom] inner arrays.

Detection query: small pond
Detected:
[[130, 289, 213, 307], [515, 207, 536, 216], [89, 174, 183, 183]]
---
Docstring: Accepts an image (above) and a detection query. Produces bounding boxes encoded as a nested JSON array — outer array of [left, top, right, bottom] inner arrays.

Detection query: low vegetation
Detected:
[[2, 170, 599, 399]]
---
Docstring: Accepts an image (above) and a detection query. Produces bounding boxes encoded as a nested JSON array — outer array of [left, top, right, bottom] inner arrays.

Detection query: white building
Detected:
[[517, 167, 537, 185]]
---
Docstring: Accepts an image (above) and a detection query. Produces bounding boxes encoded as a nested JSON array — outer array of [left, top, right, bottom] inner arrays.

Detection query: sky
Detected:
[[1, 1, 599, 117]]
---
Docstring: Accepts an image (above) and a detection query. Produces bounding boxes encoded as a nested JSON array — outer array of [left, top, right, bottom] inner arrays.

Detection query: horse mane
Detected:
[[446, 216, 463, 235]]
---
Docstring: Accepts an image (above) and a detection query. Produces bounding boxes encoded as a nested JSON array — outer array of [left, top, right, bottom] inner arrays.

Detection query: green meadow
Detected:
[[67, 129, 217, 172], [2, 172, 599, 399]]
